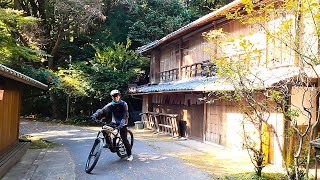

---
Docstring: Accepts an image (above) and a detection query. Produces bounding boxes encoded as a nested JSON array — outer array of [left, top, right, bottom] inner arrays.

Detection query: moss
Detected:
[[20, 135, 60, 149]]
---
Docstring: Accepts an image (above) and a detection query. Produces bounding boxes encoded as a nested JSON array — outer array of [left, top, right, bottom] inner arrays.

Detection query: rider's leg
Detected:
[[120, 126, 132, 156], [102, 131, 111, 148]]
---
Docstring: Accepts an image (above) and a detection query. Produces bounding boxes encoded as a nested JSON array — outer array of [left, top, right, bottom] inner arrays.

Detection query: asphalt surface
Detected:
[[3, 120, 213, 180]]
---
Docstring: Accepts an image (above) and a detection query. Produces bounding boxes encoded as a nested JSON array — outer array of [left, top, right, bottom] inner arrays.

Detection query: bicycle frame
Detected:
[[85, 124, 133, 173], [96, 126, 121, 152]]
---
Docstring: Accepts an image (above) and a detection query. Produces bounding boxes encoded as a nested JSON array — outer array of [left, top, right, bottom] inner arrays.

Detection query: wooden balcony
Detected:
[[159, 61, 216, 83]]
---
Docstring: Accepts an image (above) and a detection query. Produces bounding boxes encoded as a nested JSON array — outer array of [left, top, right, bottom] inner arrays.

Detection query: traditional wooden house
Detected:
[[131, 0, 319, 167], [0, 64, 48, 177]]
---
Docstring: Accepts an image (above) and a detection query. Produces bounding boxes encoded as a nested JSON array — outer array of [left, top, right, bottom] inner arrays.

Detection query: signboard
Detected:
[[0, 90, 3, 100], [128, 84, 137, 93]]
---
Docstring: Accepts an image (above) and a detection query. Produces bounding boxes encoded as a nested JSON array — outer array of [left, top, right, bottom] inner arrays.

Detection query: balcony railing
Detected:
[[139, 112, 179, 137], [159, 61, 216, 83], [160, 68, 179, 82]]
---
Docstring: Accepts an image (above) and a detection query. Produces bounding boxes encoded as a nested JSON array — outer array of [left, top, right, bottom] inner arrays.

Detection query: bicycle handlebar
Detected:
[[91, 117, 123, 130]]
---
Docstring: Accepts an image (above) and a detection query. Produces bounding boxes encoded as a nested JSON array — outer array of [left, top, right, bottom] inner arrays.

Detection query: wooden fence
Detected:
[[140, 112, 179, 137], [0, 88, 20, 152]]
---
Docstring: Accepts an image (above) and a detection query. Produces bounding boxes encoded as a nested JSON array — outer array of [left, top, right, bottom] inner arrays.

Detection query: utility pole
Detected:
[[66, 55, 72, 120]]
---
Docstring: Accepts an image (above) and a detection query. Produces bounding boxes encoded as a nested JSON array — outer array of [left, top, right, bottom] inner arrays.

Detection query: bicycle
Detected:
[[85, 122, 134, 173]]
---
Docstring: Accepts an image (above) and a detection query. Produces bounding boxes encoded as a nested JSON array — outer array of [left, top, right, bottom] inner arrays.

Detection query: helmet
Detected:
[[110, 89, 121, 96]]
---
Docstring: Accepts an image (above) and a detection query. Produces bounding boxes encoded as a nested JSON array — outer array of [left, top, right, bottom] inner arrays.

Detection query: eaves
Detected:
[[0, 64, 48, 90]]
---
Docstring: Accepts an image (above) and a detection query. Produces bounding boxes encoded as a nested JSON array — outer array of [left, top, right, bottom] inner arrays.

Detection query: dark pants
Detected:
[[120, 126, 132, 156]]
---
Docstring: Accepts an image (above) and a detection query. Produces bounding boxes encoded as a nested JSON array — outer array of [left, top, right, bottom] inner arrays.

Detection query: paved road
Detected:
[[16, 120, 212, 180]]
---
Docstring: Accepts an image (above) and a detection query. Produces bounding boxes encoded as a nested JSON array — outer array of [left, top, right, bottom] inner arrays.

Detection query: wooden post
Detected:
[[203, 93, 207, 142], [315, 150, 317, 180], [179, 38, 183, 80], [171, 116, 178, 137], [154, 114, 160, 133]]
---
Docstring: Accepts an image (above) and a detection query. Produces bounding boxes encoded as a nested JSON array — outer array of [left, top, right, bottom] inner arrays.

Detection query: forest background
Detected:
[[0, 0, 232, 124]]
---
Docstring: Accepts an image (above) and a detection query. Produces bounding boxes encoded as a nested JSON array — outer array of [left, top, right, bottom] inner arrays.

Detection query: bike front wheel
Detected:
[[85, 137, 103, 173]]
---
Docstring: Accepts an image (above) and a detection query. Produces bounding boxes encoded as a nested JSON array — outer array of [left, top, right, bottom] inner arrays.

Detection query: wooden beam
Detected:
[[203, 93, 207, 143]]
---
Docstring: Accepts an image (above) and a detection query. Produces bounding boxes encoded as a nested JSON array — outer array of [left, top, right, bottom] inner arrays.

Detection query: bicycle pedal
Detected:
[[103, 144, 109, 148]]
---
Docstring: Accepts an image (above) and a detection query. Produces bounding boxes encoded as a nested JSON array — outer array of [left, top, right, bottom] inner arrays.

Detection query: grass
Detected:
[[224, 172, 287, 180], [178, 152, 288, 179], [20, 134, 60, 149], [177, 152, 253, 178]]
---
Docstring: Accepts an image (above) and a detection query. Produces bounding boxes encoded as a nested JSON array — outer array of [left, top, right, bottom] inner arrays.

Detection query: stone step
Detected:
[[0, 142, 30, 178]]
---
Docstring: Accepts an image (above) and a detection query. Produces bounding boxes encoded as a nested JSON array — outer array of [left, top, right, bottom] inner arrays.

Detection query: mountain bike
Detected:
[[85, 122, 134, 173]]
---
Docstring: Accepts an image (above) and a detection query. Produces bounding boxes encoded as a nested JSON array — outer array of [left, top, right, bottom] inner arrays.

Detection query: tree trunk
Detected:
[[48, 28, 68, 69], [257, 168, 262, 177], [15, 0, 30, 15], [29, 0, 38, 17], [48, 36, 62, 69], [306, 97, 320, 178], [47, 29, 65, 119], [66, 96, 70, 120], [38, 0, 46, 20], [49, 91, 59, 119], [257, 121, 263, 177], [293, 137, 303, 180], [269, 125, 290, 178]]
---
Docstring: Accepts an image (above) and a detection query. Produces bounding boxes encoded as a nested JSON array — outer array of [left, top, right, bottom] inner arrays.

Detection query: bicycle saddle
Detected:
[[102, 125, 114, 133]]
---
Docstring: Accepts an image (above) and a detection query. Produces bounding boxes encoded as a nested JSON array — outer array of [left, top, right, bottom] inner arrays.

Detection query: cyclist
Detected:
[[91, 89, 133, 161]]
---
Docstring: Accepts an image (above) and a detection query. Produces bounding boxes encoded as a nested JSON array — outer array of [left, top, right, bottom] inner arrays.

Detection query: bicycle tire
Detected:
[[85, 138, 103, 173], [115, 136, 127, 158], [115, 129, 134, 158]]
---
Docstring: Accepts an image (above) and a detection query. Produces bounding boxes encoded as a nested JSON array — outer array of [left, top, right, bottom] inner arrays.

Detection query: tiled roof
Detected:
[[134, 67, 309, 94], [0, 64, 48, 90], [136, 77, 232, 93]]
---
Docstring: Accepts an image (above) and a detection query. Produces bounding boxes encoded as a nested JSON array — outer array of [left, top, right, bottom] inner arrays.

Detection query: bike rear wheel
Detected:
[[115, 137, 127, 158], [115, 129, 134, 158], [85, 138, 103, 173]]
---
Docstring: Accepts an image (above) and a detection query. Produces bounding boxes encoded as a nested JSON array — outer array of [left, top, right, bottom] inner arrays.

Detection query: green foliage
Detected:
[[88, 39, 149, 100], [123, 0, 201, 46], [63, 114, 96, 125], [0, 8, 46, 64], [285, 107, 300, 120], [54, 68, 90, 98], [13, 0, 223, 121], [14, 65, 56, 116], [17, 65, 57, 85], [184, 0, 234, 15], [269, 90, 284, 103]]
